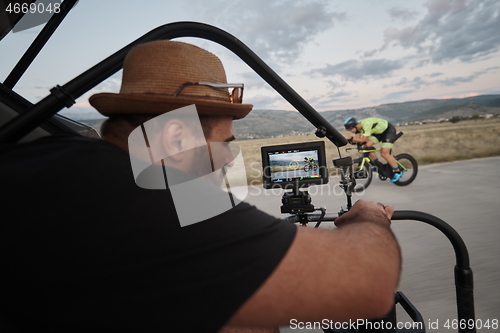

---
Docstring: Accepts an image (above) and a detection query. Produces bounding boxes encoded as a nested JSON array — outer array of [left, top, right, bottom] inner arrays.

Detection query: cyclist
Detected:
[[303, 156, 314, 165], [343, 117, 403, 182]]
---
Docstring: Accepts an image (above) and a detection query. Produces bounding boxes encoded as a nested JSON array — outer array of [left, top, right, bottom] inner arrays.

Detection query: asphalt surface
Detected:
[[243, 156, 500, 333]]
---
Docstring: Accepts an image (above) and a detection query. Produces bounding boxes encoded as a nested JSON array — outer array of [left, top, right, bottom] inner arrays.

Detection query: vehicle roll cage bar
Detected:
[[0, 21, 348, 147]]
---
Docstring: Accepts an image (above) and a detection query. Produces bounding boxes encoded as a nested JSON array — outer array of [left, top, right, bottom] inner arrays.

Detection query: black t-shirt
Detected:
[[0, 134, 296, 332]]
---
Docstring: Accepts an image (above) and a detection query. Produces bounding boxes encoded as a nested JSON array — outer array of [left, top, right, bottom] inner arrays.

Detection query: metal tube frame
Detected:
[[0, 21, 347, 147]]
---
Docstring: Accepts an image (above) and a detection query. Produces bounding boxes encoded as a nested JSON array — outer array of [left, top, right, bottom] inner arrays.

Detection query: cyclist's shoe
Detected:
[[390, 171, 404, 182]]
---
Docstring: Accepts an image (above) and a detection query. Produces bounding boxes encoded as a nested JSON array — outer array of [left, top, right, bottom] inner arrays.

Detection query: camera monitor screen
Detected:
[[261, 141, 328, 189]]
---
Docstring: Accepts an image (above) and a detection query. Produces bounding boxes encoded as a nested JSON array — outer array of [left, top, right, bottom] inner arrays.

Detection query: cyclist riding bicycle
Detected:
[[343, 117, 403, 182], [304, 157, 314, 165]]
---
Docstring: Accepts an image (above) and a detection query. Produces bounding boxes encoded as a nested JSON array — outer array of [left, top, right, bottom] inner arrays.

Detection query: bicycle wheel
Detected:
[[393, 153, 418, 186], [352, 160, 373, 192], [304, 163, 311, 172], [313, 163, 318, 171]]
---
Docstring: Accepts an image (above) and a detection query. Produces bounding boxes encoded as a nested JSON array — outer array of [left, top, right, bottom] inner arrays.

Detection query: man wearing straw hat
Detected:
[[90, 40, 401, 331], [0, 41, 400, 332]]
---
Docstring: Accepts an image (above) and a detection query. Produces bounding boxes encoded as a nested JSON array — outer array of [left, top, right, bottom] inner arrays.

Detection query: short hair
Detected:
[[100, 114, 222, 152]]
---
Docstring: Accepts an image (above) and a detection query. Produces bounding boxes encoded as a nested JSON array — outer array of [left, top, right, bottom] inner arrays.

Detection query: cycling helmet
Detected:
[[344, 117, 358, 130]]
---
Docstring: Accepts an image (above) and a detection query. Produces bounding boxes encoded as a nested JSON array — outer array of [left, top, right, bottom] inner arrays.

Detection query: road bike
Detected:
[[289, 160, 318, 172], [346, 136, 418, 192], [304, 160, 318, 172]]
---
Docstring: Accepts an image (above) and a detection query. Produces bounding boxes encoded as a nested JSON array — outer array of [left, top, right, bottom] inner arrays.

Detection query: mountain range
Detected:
[[72, 94, 500, 139], [233, 94, 500, 139]]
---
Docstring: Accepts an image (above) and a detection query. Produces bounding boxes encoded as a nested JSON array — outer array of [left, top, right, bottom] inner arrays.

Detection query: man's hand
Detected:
[[227, 199, 401, 327], [335, 199, 394, 228], [343, 134, 354, 143]]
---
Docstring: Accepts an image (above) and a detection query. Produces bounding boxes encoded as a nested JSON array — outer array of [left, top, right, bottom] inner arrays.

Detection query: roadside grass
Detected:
[[237, 118, 500, 185]]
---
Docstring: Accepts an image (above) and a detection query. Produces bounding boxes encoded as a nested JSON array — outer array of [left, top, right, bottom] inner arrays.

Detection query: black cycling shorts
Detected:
[[372, 123, 397, 147], [372, 123, 398, 148]]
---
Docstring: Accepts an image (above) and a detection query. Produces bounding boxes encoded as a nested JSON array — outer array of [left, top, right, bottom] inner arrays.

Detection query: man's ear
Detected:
[[161, 119, 189, 161]]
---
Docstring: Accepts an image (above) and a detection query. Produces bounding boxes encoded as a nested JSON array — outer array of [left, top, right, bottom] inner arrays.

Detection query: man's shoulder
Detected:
[[0, 134, 135, 202], [39, 133, 124, 152]]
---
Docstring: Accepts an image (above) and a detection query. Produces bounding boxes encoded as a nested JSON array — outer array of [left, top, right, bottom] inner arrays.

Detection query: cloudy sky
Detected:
[[1, 0, 499, 117]]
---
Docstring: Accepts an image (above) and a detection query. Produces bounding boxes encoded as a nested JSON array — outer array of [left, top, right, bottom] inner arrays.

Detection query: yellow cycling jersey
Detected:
[[358, 117, 389, 137]]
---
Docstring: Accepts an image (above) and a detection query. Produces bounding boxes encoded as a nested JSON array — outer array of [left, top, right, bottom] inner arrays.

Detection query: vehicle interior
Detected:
[[0, 0, 101, 143]]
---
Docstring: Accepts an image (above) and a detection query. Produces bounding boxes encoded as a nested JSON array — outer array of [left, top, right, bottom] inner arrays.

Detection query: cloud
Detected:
[[187, 0, 345, 63], [434, 66, 499, 86], [309, 59, 404, 81], [388, 6, 420, 21], [325, 80, 347, 90], [382, 0, 500, 63], [407, 76, 426, 89], [386, 76, 427, 89], [328, 91, 352, 99], [439, 88, 500, 99], [390, 77, 408, 87], [362, 49, 378, 58], [376, 90, 416, 103], [384, 66, 499, 89], [237, 71, 270, 90], [247, 93, 284, 109], [310, 90, 354, 108], [91, 72, 122, 93], [435, 75, 478, 86]]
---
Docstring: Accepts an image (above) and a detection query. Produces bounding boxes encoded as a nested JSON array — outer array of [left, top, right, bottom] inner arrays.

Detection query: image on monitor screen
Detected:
[[267, 148, 320, 183]]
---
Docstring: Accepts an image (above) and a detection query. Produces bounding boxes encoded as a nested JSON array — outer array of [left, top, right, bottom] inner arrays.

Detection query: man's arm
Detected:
[[227, 200, 401, 327]]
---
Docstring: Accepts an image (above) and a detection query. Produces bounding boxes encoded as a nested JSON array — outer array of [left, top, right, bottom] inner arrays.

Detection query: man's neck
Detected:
[[103, 135, 129, 153]]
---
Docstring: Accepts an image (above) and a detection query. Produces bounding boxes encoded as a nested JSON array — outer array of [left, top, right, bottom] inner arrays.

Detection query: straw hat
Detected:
[[89, 40, 253, 119]]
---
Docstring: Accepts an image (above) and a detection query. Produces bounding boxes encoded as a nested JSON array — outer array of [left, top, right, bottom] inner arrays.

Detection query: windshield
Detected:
[[1, 1, 499, 125]]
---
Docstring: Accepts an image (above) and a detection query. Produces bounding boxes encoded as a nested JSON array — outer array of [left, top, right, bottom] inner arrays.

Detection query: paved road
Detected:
[[243, 157, 500, 333]]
